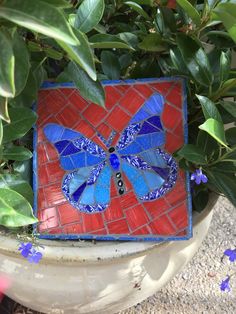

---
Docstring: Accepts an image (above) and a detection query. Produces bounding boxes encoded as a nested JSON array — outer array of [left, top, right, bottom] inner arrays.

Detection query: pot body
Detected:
[[0, 198, 215, 314]]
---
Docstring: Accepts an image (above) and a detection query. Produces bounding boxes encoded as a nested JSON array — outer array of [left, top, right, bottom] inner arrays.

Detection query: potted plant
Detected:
[[0, 0, 236, 313]]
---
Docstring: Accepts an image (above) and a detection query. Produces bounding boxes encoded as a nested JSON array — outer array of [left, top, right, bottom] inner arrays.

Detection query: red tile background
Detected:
[[35, 79, 190, 240]]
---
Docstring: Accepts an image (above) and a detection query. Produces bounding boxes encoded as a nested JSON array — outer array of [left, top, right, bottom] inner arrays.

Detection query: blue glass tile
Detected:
[[61, 143, 81, 156], [118, 141, 143, 154], [96, 165, 112, 186], [55, 140, 70, 153], [151, 133, 165, 147], [109, 153, 120, 170], [152, 166, 170, 180], [69, 174, 85, 194], [136, 134, 152, 150], [144, 171, 164, 189], [122, 162, 140, 181], [140, 149, 166, 167], [60, 156, 76, 170], [95, 185, 110, 204], [86, 154, 105, 166], [132, 177, 149, 197], [70, 152, 86, 168], [80, 185, 95, 205], [61, 129, 82, 140], [72, 182, 87, 202], [143, 93, 164, 114], [130, 108, 150, 124], [139, 122, 160, 135], [44, 124, 64, 143], [147, 116, 163, 130]]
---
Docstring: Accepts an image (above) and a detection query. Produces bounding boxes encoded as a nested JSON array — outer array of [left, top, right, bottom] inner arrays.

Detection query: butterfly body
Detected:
[[44, 93, 178, 213]]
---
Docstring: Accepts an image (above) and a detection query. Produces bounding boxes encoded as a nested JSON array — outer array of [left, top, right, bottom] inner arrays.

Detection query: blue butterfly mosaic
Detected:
[[44, 93, 178, 213]]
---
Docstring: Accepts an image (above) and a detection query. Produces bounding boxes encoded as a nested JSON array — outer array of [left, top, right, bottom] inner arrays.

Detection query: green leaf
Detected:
[[101, 51, 121, 80], [12, 31, 30, 96], [219, 50, 231, 83], [138, 33, 167, 52], [0, 119, 2, 146], [0, 188, 37, 227], [40, 0, 72, 8], [199, 118, 228, 148], [211, 161, 236, 173], [207, 31, 236, 49], [0, 97, 10, 123], [196, 95, 222, 122], [207, 171, 236, 207], [2, 146, 33, 161], [213, 3, 236, 43], [0, 0, 77, 45], [176, 0, 201, 26], [177, 33, 213, 87], [10, 69, 38, 107], [0, 28, 15, 98], [170, 48, 189, 75], [14, 160, 32, 184], [225, 127, 236, 146], [0, 174, 33, 204], [219, 100, 236, 118], [125, 1, 151, 20], [67, 61, 105, 107], [89, 34, 133, 49], [197, 130, 219, 157], [177, 144, 207, 164], [118, 32, 139, 49], [75, 0, 105, 33], [57, 28, 96, 81], [193, 190, 209, 212], [44, 47, 63, 60], [3, 107, 37, 143]]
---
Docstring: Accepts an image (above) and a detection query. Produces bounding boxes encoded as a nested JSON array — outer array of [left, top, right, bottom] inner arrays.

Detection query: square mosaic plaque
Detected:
[[33, 78, 192, 241]]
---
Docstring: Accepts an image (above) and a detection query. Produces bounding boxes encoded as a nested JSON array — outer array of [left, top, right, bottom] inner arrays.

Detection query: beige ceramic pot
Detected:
[[0, 195, 217, 314]]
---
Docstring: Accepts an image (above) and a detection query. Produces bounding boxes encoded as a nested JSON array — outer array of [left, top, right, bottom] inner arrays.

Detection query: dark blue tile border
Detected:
[[33, 77, 192, 242]]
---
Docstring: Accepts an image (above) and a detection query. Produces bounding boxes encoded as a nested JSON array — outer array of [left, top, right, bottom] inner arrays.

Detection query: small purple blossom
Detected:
[[224, 249, 236, 263], [18, 242, 32, 258], [220, 276, 231, 292], [191, 168, 208, 185], [27, 248, 43, 264]]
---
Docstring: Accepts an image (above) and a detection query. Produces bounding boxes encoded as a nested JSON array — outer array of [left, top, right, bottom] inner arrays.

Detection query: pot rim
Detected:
[[0, 194, 218, 264]]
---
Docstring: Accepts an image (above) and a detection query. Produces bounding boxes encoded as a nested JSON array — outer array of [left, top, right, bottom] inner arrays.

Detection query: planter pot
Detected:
[[0, 195, 217, 314]]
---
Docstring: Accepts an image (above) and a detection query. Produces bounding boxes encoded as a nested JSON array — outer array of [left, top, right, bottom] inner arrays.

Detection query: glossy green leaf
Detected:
[[0, 97, 10, 123], [219, 100, 236, 118], [207, 31, 235, 49], [101, 51, 121, 80], [0, 174, 33, 204], [0, 188, 37, 227], [125, 2, 151, 20], [0, 119, 2, 146], [0, 28, 15, 98], [225, 127, 236, 146], [10, 69, 38, 107], [193, 190, 209, 212], [44, 47, 63, 60], [40, 0, 72, 8], [67, 61, 105, 107], [14, 160, 32, 184], [138, 33, 167, 52], [170, 48, 189, 75], [0, 0, 77, 45], [2, 146, 33, 161], [197, 130, 219, 157], [57, 28, 96, 81], [220, 50, 231, 83], [89, 34, 133, 49], [177, 33, 213, 87], [199, 118, 228, 147], [211, 161, 236, 173], [3, 107, 37, 143], [207, 171, 236, 207], [196, 95, 222, 122], [213, 3, 236, 43], [12, 31, 30, 96], [118, 32, 139, 49], [176, 0, 201, 26], [75, 0, 105, 33], [177, 144, 207, 164]]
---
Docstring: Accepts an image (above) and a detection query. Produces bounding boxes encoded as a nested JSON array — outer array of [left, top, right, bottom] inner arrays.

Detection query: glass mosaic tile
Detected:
[[33, 78, 192, 241]]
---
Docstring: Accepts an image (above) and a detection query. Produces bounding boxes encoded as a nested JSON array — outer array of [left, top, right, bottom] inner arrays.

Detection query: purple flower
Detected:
[[191, 169, 208, 185], [18, 242, 33, 258], [27, 248, 43, 264], [220, 276, 231, 292], [224, 249, 236, 262]]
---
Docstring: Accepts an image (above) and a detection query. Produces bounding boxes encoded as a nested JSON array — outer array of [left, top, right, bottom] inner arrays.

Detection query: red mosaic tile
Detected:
[[82, 213, 105, 232], [165, 88, 183, 109], [169, 202, 188, 229], [73, 119, 95, 138], [44, 183, 66, 207], [162, 103, 182, 130], [82, 103, 107, 127], [106, 106, 131, 132], [150, 82, 174, 95], [68, 91, 88, 111], [119, 88, 145, 114], [37, 143, 48, 164], [133, 84, 154, 98], [38, 164, 50, 186], [60, 88, 75, 97], [44, 142, 58, 161], [97, 123, 112, 139], [105, 86, 122, 109], [125, 205, 149, 230], [56, 104, 79, 128], [149, 216, 176, 235], [104, 197, 124, 222], [144, 198, 170, 219], [131, 226, 151, 235], [58, 203, 82, 225], [165, 180, 187, 207], [107, 219, 130, 234], [165, 132, 184, 153], [38, 207, 59, 230], [46, 160, 65, 183], [63, 224, 83, 234], [120, 191, 137, 209], [38, 188, 47, 209]]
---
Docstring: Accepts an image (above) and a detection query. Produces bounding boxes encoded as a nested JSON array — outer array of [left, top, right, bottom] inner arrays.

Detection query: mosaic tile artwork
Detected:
[[34, 78, 192, 241]]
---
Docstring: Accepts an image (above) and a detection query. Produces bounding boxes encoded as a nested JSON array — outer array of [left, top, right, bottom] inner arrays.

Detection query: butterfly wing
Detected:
[[121, 150, 177, 200], [116, 93, 165, 154], [44, 123, 106, 170]]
